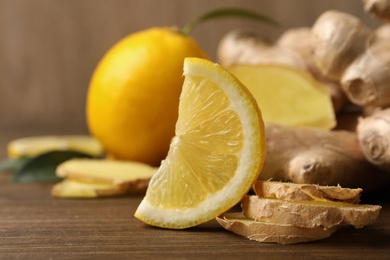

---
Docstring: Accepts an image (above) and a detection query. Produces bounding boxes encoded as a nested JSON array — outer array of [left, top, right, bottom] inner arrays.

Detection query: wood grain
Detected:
[[0, 182, 389, 259]]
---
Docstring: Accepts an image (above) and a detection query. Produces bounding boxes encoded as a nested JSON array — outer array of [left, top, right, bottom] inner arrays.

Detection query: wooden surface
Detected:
[[1, 131, 390, 259], [1, 1, 390, 258], [1, 179, 390, 259]]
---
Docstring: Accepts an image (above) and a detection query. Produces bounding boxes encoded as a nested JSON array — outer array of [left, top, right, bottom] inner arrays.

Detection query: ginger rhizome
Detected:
[[260, 123, 390, 191], [217, 28, 307, 69], [213, 5, 390, 246], [341, 38, 390, 107], [311, 10, 390, 108], [357, 107, 390, 171], [363, 0, 390, 22], [216, 181, 382, 245], [311, 10, 374, 81], [52, 159, 158, 198], [217, 26, 348, 114], [217, 5, 390, 189], [253, 180, 362, 203], [217, 9, 390, 110]]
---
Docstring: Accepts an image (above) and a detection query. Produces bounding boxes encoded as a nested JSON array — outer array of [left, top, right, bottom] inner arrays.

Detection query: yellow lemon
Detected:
[[134, 57, 266, 229], [86, 27, 208, 166]]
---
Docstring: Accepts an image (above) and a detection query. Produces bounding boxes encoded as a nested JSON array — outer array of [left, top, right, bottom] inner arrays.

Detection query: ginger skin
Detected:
[[311, 10, 390, 108], [216, 212, 339, 245], [217, 180, 381, 245], [276, 27, 317, 72], [217, 28, 307, 70], [311, 10, 374, 81], [217, 10, 390, 192], [357, 107, 390, 171], [253, 180, 362, 203], [341, 38, 390, 107], [363, 0, 390, 22], [242, 195, 382, 229], [216, 28, 272, 67], [375, 24, 390, 40], [260, 123, 390, 192]]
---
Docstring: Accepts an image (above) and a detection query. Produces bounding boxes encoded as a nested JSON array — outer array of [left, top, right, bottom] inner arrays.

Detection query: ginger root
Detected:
[[277, 27, 349, 113], [241, 195, 381, 229], [217, 27, 349, 114], [253, 180, 362, 203], [260, 123, 390, 191], [53, 159, 158, 198], [216, 212, 339, 245], [217, 181, 381, 245], [363, 0, 390, 22], [276, 27, 317, 72], [375, 24, 390, 40], [311, 10, 374, 81], [341, 38, 390, 107], [311, 10, 390, 108], [357, 107, 390, 171], [217, 8, 390, 191], [217, 28, 307, 70]]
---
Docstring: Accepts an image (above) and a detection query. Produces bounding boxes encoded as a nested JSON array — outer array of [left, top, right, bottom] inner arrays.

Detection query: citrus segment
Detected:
[[134, 57, 266, 229]]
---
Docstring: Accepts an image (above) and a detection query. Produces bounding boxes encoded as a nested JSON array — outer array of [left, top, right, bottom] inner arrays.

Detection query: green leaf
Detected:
[[11, 150, 93, 183], [180, 7, 280, 35], [0, 157, 32, 173]]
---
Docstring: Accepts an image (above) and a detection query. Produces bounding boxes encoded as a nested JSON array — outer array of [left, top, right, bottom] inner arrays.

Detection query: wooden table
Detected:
[[1, 129, 390, 259]]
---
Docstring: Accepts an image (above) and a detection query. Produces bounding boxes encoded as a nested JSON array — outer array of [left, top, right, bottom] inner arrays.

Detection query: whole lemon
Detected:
[[86, 27, 208, 166]]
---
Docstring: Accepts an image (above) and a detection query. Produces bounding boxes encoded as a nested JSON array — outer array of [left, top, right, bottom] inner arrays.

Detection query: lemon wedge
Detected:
[[134, 57, 266, 229]]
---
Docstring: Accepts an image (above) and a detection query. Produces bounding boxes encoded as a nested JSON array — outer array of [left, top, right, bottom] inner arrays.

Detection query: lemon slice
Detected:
[[134, 57, 266, 229], [7, 135, 104, 158]]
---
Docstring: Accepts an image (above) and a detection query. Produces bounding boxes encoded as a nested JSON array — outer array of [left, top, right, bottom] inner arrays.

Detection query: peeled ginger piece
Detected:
[[52, 179, 127, 198], [53, 159, 158, 198], [227, 64, 336, 129], [216, 212, 339, 245]]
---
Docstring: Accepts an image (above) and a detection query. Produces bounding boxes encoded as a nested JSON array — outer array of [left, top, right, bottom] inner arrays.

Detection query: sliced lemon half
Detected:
[[134, 57, 266, 229]]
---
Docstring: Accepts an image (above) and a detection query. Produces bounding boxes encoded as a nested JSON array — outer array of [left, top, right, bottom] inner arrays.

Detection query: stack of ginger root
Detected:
[[217, 0, 390, 193], [217, 181, 382, 244]]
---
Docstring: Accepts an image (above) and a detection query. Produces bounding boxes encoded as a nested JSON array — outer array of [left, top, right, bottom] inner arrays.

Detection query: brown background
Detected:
[[0, 0, 382, 134]]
